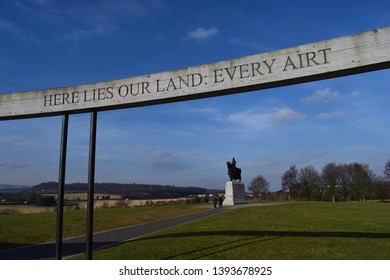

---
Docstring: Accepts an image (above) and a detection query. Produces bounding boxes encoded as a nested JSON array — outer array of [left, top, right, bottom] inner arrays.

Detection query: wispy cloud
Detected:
[[350, 90, 360, 97], [0, 139, 26, 148], [226, 110, 273, 131], [272, 108, 306, 122], [60, 28, 106, 42], [11, 0, 167, 50], [30, 0, 53, 6], [47, 1, 166, 53], [152, 152, 193, 172], [13, 0, 59, 24], [317, 111, 345, 120], [184, 27, 219, 41], [0, 17, 33, 43], [187, 106, 224, 122], [0, 17, 21, 34], [10, 163, 30, 169], [301, 88, 341, 103], [229, 37, 272, 52], [191, 105, 306, 131]]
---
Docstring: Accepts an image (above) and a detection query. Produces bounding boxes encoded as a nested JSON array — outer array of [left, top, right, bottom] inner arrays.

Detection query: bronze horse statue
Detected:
[[226, 159, 241, 182]]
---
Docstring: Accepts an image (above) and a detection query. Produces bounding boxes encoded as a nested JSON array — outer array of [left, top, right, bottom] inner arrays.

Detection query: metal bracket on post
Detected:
[[86, 111, 97, 260], [56, 114, 69, 260]]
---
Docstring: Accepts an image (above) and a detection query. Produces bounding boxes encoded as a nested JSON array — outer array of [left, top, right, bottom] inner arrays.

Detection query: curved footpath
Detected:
[[0, 203, 280, 260]]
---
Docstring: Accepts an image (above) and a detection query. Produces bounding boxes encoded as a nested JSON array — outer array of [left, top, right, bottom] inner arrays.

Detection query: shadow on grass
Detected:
[[3, 230, 389, 260], [0, 241, 116, 260], [138, 230, 390, 259], [142, 230, 390, 240], [165, 236, 282, 260]]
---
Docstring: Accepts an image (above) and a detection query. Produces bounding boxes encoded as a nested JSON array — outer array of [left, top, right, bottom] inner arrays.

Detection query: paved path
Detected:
[[0, 203, 280, 260], [0, 207, 226, 260]]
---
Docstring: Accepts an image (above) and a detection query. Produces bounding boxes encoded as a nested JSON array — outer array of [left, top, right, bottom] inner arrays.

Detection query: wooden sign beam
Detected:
[[1, 27, 390, 120]]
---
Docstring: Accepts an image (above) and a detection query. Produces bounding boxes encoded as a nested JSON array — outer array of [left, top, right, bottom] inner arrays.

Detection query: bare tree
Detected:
[[349, 162, 376, 202], [249, 175, 270, 199], [338, 163, 352, 201], [298, 165, 322, 201], [384, 159, 390, 182], [281, 165, 298, 201], [322, 162, 340, 202]]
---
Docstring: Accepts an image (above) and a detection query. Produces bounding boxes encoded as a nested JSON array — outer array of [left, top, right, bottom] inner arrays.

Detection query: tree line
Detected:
[[1, 182, 222, 205], [249, 159, 390, 202], [0, 192, 56, 206]]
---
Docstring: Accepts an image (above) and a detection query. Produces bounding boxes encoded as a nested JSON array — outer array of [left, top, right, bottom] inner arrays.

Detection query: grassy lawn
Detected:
[[0, 205, 54, 214], [0, 205, 207, 250], [86, 202, 390, 260]]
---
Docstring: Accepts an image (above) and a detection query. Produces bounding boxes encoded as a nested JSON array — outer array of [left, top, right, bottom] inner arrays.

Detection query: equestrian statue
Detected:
[[226, 157, 241, 182]]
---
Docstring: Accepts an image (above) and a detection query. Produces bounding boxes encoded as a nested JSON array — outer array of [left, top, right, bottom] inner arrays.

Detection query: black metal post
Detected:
[[56, 114, 69, 260], [86, 111, 97, 260]]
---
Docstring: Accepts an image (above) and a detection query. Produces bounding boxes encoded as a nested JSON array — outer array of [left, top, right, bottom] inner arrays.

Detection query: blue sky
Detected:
[[0, 0, 389, 191]]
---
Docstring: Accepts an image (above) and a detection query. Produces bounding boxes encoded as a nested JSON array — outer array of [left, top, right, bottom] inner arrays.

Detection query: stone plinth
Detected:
[[224, 181, 246, 206]]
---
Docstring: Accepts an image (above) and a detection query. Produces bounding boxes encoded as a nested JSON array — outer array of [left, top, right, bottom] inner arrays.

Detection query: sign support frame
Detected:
[[86, 111, 97, 260], [55, 114, 68, 260]]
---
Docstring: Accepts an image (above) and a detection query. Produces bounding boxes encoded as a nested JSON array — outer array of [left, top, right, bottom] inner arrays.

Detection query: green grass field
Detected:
[[0, 205, 54, 214], [0, 205, 207, 250], [2, 202, 390, 259], [85, 202, 390, 260]]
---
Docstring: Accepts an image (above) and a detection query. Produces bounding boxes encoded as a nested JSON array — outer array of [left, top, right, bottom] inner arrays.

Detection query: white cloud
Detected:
[[350, 90, 360, 97], [184, 27, 219, 41], [272, 108, 306, 122], [317, 111, 345, 120], [229, 37, 271, 52], [301, 88, 341, 103], [195, 105, 305, 131], [226, 110, 273, 131]]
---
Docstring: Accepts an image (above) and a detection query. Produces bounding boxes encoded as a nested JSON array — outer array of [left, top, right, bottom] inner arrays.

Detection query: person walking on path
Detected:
[[218, 196, 223, 208]]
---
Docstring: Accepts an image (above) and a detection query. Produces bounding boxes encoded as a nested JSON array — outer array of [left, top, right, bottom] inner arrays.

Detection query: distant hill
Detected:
[[29, 182, 221, 199], [0, 184, 30, 193]]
